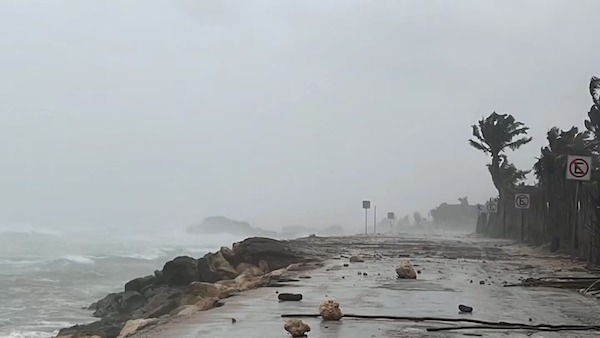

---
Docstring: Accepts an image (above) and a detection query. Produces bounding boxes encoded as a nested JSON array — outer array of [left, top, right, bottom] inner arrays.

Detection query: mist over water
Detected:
[[0, 226, 245, 337]]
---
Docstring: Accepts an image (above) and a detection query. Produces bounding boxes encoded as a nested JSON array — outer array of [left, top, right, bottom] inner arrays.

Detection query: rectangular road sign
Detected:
[[362, 200, 371, 209], [387, 212, 395, 219], [515, 193, 530, 209], [566, 155, 592, 181]]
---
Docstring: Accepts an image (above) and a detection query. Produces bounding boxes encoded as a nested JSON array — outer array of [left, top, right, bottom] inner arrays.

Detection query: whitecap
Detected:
[[119, 249, 169, 260], [0, 330, 54, 338], [59, 255, 95, 265]]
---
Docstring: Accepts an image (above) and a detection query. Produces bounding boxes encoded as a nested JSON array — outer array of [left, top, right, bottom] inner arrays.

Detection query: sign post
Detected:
[[362, 200, 371, 235], [374, 206, 377, 234], [515, 193, 530, 242], [387, 212, 395, 233], [566, 155, 592, 249]]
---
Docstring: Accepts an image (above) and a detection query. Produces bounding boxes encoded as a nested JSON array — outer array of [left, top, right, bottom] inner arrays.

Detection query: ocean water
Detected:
[[0, 227, 245, 338]]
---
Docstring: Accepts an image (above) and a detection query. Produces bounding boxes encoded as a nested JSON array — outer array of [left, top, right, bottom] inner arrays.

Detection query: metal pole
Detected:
[[364, 209, 368, 235], [374, 206, 377, 234], [520, 209, 524, 242], [502, 198, 506, 238], [390, 219, 393, 233], [574, 181, 580, 250]]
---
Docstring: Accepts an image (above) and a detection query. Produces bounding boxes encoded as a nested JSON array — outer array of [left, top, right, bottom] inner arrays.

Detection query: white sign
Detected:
[[515, 193, 530, 209], [566, 155, 592, 181], [362, 200, 371, 209], [486, 202, 498, 213]]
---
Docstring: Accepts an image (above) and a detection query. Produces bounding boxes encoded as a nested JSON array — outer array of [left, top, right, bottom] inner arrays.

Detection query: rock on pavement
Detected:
[[395, 260, 417, 279]]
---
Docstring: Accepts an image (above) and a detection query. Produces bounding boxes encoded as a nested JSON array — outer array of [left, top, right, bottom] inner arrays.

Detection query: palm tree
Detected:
[[469, 112, 533, 196]]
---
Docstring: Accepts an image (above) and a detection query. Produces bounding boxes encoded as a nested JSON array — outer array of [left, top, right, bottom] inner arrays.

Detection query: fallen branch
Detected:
[[281, 314, 600, 332], [504, 277, 600, 290], [428, 324, 600, 332], [282, 314, 524, 326]]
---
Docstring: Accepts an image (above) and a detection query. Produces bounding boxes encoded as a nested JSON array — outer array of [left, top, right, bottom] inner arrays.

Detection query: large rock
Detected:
[[124, 275, 156, 293], [161, 256, 198, 286], [235, 262, 264, 276], [395, 260, 417, 279], [90, 291, 146, 319], [227, 237, 316, 270], [284, 319, 311, 337], [56, 318, 124, 338], [117, 318, 158, 338], [197, 252, 239, 283], [144, 299, 178, 319], [319, 300, 343, 321], [118, 291, 146, 314]]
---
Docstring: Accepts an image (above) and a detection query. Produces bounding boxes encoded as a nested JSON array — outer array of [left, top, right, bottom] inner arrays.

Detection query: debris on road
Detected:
[[319, 300, 343, 321], [395, 260, 417, 279], [458, 304, 473, 313], [279, 293, 303, 301], [284, 319, 310, 337], [505, 276, 600, 292]]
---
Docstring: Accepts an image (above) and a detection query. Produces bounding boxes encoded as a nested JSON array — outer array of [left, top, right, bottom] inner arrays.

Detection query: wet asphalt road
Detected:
[[133, 232, 600, 338]]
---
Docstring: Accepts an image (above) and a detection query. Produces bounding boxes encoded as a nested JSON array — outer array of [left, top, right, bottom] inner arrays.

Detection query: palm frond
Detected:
[[505, 137, 533, 150]]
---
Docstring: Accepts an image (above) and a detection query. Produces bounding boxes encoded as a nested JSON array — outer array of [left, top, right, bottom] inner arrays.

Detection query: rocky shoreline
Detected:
[[55, 236, 329, 338]]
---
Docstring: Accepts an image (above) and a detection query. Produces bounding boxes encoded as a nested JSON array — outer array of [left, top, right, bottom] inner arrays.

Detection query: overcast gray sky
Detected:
[[0, 0, 598, 233]]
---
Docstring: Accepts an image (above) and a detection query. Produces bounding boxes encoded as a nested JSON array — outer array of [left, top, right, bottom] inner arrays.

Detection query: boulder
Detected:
[[91, 293, 121, 318], [197, 252, 239, 283], [56, 319, 124, 338], [131, 287, 174, 319], [235, 262, 264, 276], [124, 275, 156, 293], [186, 282, 222, 298], [117, 318, 158, 338], [319, 300, 343, 321], [284, 319, 311, 337], [162, 256, 198, 286], [226, 237, 316, 271], [395, 260, 417, 279], [144, 299, 178, 319], [349, 256, 364, 263], [195, 296, 220, 311], [118, 291, 146, 314]]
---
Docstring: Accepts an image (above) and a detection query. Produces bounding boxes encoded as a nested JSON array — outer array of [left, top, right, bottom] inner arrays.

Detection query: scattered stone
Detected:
[[417, 270, 421, 274], [298, 275, 312, 279], [395, 261, 417, 279], [284, 319, 311, 337], [232, 318, 237, 324], [458, 304, 473, 313], [278, 293, 303, 301], [363, 272, 368, 276], [357, 272, 362, 275], [479, 280, 485, 285], [343, 263, 349, 267], [349, 256, 364, 263], [320, 300, 343, 321], [308, 233, 316, 238], [470, 280, 473, 284]]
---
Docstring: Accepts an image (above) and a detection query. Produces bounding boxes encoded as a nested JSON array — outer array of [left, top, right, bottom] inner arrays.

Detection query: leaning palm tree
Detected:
[[469, 112, 533, 196]]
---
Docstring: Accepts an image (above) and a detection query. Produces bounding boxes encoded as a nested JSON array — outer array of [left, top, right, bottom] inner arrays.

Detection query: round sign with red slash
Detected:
[[566, 156, 592, 181]]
